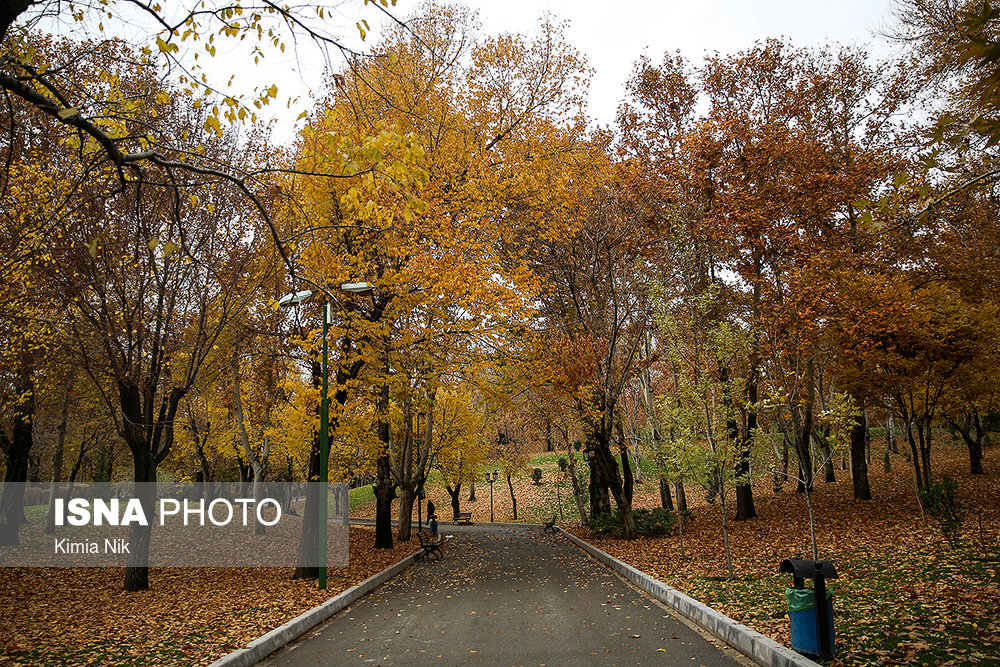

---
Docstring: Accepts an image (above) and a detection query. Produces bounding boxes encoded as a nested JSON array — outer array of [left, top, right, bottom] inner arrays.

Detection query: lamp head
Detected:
[[277, 290, 314, 308], [340, 282, 374, 295]]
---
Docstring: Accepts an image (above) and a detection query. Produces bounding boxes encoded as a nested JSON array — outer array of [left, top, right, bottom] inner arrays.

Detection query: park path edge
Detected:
[[559, 528, 821, 667], [204, 550, 421, 667]]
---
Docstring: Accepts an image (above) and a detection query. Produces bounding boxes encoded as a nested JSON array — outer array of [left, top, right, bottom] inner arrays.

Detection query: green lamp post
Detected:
[[279, 281, 373, 590]]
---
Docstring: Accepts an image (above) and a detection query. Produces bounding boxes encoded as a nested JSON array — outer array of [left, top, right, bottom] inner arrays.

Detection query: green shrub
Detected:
[[589, 509, 621, 536], [919, 474, 964, 547], [589, 507, 676, 537], [531, 468, 543, 484], [633, 507, 675, 536]]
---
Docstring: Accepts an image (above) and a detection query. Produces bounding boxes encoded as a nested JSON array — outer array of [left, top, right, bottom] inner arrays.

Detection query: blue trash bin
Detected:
[[786, 587, 834, 657]]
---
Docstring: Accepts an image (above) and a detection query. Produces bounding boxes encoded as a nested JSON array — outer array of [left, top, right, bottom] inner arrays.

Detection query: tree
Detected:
[[284, 3, 588, 547], [1, 2, 400, 276], [433, 386, 486, 523], [37, 82, 277, 588]]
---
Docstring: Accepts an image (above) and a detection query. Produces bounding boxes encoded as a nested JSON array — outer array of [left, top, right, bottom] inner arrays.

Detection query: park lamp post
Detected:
[[278, 281, 373, 590], [485, 470, 499, 523]]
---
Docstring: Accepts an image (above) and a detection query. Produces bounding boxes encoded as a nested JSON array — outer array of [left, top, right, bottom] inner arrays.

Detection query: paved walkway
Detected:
[[262, 525, 744, 666]]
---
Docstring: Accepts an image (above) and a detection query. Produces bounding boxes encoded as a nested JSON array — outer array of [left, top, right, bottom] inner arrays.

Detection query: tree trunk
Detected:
[[904, 418, 924, 491], [374, 379, 395, 549], [675, 481, 687, 512], [588, 453, 611, 518], [397, 485, 416, 541], [506, 474, 518, 521], [67, 438, 88, 493], [446, 484, 462, 521], [659, 477, 674, 510], [0, 369, 33, 546], [232, 355, 270, 535], [850, 396, 871, 499], [795, 364, 815, 494], [592, 426, 636, 539], [374, 454, 395, 548], [818, 429, 836, 483], [295, 410, 322, 580], [124, 449, 155, 592], [565, 440, 588, 525], [736, 359, 758, 520], [952, 411, 986, 474], [44, 388, 72, 534], [617, 422, 633, 506], [919, 422, 933, 489]]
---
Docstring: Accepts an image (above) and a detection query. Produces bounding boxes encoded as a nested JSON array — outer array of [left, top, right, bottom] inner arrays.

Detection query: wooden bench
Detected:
[[543, 516, 558, 533], [453, 512, 472, 525], [416, 531, 442, 561]]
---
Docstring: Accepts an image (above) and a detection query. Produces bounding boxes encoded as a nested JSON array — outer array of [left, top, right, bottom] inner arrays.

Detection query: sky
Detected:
[[33, 0, 903, 142], [216, 0, 903, 143], [380, 0, 901, 127]]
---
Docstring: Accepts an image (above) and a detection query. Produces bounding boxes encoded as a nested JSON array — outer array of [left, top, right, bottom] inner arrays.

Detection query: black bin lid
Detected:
[[779, 558, 838, 579]]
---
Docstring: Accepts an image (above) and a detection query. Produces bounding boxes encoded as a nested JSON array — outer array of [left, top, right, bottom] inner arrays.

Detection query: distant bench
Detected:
[[453, 512, 472, 525], [543, 516, 557, 533]]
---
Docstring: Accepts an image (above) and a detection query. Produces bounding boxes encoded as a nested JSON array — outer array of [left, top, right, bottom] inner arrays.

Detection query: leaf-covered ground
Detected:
[[0, 526, 416, 666], [574, 444, 1000, 666]]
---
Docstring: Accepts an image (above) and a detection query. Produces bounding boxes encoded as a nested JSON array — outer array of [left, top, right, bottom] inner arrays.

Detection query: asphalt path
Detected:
[[262, 525, 744, 666]]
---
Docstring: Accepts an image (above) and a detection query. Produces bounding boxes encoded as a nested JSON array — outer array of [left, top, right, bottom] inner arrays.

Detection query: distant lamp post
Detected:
[[485, 470, 499, 523], [278, 281, 373, 590]]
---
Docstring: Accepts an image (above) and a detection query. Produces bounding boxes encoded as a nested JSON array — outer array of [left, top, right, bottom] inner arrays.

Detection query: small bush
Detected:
[[919, 474, 964, 547], [531, 468, 543, 484], [633, 507, 675, 536], [589, 507, 676, 537], [558, 457, 568, 472], [589, 510, 621, 536]]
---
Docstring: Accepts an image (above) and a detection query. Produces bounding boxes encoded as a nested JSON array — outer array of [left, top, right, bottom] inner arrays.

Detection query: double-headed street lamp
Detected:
[[485, 470, 499, 523], [279, 281, 373, 590]]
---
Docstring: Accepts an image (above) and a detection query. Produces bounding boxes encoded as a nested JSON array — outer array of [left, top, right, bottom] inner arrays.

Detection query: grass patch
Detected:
[[348, 484, 374, 511]]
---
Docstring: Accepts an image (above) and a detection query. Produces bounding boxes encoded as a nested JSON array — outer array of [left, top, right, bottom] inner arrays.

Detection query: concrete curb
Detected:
[[559, 529, 820, 667], [206, 550, 421, 667]]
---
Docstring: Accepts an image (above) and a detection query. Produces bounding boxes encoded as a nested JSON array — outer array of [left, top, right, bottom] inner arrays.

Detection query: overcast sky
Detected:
[[189, 0, 904, 143], [385, 0, 902, 127]]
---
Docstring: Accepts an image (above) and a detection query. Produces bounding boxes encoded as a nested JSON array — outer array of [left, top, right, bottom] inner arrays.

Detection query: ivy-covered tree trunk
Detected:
[[588, 455, 611, 518], [590, 421, 636, 539], [565, 440, 589, 525]]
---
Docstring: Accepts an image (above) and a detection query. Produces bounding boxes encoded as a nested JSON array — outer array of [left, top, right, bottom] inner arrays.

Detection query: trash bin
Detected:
[[779, 558, 837, 660]]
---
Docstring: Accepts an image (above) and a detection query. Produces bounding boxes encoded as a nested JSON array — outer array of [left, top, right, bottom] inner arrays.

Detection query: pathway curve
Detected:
[[262, 525, 745, 666]]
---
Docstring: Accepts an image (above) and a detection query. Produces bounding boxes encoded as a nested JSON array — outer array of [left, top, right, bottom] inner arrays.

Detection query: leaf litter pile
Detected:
[[0, 526, 415, 666], [575, 444, 1000, 666]]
